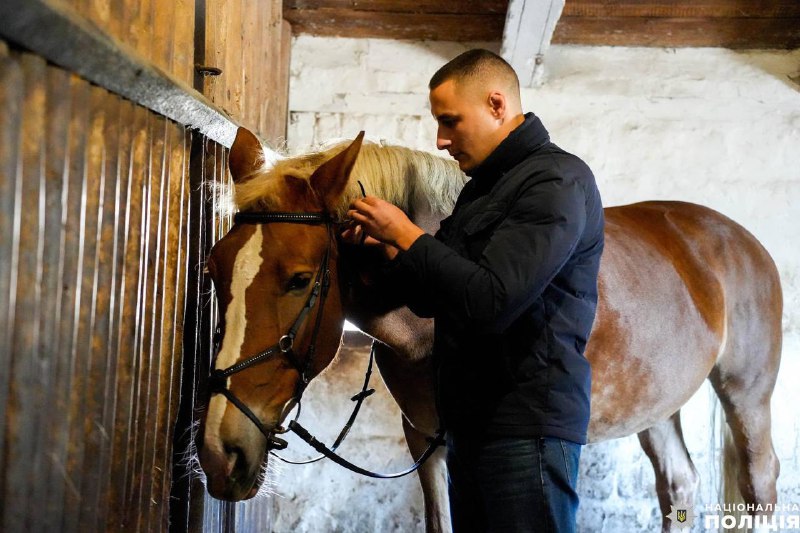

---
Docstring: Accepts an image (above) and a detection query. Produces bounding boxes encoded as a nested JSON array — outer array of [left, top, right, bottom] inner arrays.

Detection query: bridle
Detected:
[[208, 209, 444, 479], [208, 210, 333, 450]]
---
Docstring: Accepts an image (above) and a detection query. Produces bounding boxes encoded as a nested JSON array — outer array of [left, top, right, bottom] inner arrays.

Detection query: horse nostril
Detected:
[[224, 444, 246, 478]]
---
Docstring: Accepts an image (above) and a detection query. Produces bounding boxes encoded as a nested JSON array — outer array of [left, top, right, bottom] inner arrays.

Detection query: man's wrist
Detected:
[[394, 225, 426, 251]]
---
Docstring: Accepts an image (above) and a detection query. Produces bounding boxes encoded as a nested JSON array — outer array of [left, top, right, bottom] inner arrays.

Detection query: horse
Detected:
[[197, 127, 782, 532]]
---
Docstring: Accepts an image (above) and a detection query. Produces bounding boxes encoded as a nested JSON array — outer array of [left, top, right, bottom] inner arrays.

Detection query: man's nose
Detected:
[[436, 133, 452, 151]]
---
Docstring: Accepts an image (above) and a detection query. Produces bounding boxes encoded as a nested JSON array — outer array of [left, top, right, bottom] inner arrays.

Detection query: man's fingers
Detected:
[[362, 235, 383, 247], [360, 195, 381, 206], [350, 197, 373, 212], [340, 224, 363, 244], [347, 210, 369, 224]]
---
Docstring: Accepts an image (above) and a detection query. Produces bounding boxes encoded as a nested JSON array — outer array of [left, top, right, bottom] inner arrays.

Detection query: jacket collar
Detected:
[[466, 112, 550, 183]]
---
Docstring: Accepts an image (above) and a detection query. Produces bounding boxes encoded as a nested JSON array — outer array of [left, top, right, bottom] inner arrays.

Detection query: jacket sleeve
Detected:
[[390, 174, 587, 332]]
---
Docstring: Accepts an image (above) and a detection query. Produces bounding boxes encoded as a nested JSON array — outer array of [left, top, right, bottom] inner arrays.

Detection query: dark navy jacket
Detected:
[[387, 113, 604, 444]]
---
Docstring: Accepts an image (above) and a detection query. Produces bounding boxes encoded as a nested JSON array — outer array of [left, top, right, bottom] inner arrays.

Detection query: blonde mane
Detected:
[[231, 141, 467, 220]]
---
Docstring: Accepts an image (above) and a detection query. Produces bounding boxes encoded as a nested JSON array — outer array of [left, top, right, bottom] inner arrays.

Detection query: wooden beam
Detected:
[[284, 0, 509, 15], [554, 16, 800, 49], [501, 0, 565, 88], [283, 0, 799, 49], [283, 8, 505, 41], [561, 0, 800, 19]]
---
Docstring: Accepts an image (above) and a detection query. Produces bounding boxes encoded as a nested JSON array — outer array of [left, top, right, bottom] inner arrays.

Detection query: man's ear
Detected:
[[228, 127, 265, 184], [309, 131, 365, 209], [488, 92, 506, 119]]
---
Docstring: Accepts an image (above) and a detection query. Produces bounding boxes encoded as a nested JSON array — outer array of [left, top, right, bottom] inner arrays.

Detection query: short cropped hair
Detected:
[[429, 49, 520, 96]]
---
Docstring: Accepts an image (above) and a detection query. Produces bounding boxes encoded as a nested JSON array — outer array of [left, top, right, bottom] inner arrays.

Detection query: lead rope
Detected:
[[271, 341, 376, 465], [274, 339, 445, 478], [287, 418, 446, 479]]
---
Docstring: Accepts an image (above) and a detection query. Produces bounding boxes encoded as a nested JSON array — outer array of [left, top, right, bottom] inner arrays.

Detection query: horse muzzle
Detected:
[[199, 438, 266, 500]]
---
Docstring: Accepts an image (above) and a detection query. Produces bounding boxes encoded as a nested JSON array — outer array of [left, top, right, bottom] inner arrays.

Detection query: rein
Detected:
[[208, 210, 444, 479]]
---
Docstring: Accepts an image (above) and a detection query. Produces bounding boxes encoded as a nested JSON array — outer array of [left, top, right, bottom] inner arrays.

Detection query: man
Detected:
[[345, 49, 604, 532]]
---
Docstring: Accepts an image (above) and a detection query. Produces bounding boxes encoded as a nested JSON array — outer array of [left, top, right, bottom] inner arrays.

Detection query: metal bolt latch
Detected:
[[195, 65, 222, 76]]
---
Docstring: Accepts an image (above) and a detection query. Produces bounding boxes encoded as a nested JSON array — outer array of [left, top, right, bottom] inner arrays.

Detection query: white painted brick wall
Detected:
[[270, 36, 800, 532]]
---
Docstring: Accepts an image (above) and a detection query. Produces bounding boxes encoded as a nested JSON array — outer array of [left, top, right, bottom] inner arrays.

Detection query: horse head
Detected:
[[198, 127, 364, 500]]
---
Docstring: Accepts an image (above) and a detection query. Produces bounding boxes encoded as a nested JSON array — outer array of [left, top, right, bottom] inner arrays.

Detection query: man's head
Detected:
[[429, 49, 524, 173]]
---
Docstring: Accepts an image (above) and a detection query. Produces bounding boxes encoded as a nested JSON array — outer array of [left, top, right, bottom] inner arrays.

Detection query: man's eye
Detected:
[[287, 273, 312, 292]]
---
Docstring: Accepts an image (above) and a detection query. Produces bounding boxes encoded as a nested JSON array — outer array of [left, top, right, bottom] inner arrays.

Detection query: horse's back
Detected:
[[587, 200, 781, 441]]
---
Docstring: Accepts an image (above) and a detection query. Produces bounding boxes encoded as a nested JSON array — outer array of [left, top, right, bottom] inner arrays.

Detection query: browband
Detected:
[[233, 211, 331, 225]]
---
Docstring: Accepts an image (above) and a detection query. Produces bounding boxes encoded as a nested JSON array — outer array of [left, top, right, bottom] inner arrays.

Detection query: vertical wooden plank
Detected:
[[128, 0, 153, 73], [44, 72, 92, 533], [30, 61, 72, 533], [137, 114, 170, 532], [87, 0, 115, 39], [103, 98, 137, 532], [124, 106, 152, 532], [109, 102, 149, 531], [277, 19, 292, 143], [151, 0, 176, 83], [241, 0, 258, 132], [255, 0, 271, 138], [93, 90, 124, 531], [263, 2, 283, 143], [70, 84, 110, 532], [95, 91, 128, 531], [128, 111, 152, 532], [144, 118, 176, 531], [4, 52, 47, 532], [112, 0, 127, 46], [204, 0, 226, 111], [76, 87, 121, 532], [171, 129, 192, 530], [61, 72, 104, 533], [0, 51, 25, 533], [202, 140, 236, 533], [152, 124, 187, 529], [227, 0, 244, 123], [172, 132, 218, 533], [173, 0, 196, 86]]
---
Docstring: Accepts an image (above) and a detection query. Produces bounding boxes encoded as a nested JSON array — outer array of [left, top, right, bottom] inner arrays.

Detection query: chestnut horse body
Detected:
[[198, 129, 781, 532]]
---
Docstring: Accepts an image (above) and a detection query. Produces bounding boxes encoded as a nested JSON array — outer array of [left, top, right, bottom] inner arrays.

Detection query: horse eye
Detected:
[[287, 273, 312, 292]]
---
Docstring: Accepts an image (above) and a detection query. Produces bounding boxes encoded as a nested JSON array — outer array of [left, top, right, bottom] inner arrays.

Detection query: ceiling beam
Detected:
[[501, 0, 565, 88]]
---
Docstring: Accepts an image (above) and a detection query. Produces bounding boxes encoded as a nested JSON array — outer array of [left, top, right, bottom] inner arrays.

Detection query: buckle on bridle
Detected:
[[273, 396, 301, 435], [208, 369, 227, 393], [278, 334, 294, 352], [268, 435, 289, 450]]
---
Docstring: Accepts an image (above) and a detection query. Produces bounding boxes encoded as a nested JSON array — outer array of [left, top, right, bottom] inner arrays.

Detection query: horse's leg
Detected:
[[402, 415, 450, 533], [638, 411, 699, 533], [371, 341, 451, 533], [709, 365, 780, 514]]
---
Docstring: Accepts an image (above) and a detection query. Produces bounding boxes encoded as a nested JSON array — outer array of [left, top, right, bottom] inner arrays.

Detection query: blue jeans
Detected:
[[446, 434, 581, 533]]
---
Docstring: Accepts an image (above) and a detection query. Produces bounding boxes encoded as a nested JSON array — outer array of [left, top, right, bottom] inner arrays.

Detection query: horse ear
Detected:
[[228, 127, 265, 184], [310, 131, 365, 208]]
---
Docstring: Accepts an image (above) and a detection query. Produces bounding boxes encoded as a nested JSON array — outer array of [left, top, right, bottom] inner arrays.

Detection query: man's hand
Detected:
[[343, 196, 426, 255]]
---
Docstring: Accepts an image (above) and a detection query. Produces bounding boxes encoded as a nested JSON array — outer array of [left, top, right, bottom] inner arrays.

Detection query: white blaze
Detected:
[[206, 227, 264, 446]]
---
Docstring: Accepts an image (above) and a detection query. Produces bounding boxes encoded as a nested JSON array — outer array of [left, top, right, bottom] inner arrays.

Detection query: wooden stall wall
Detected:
[[0, 0, 290, 531], [64, 0, 290, 141], [0, 43, 191, 531], [66, 0, 196, 87], [202, 0, 292, 144]]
